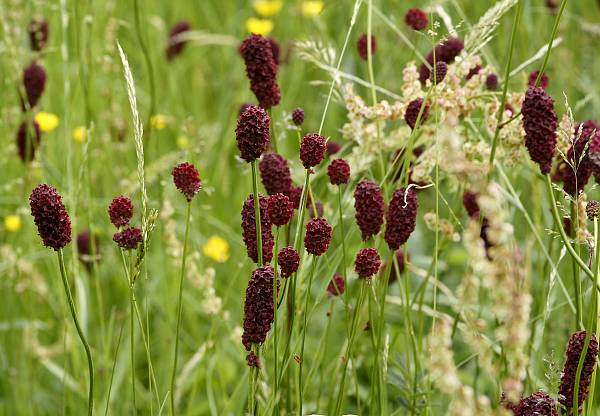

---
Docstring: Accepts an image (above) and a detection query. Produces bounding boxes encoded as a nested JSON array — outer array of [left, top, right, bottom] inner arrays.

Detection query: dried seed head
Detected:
[[278, 246, 300, 278], [385, 187, 418, 250], [108, 196, 134, 227], [304, 218, 332, 256], [241, 194, 274, 264], [242, 266, 275, 349], [300, 133, 327, 168], [404, 98, 430, 130], [259, 153, 292, 195], [327, 158, 351, 185], [172, 162, 202, 201], [235, 105, 271, 162], [355, 248, 381, 279], [29, 184, 72, 250], [166, 21, 191, 60], [239, 33, 281, 108], [354, 180, 384, 240], [521, 86, 558, 174], [267, 193, 293, 226], [405, 8, 428, 31], [292, 107, 305, 126], [357, 33, 377, 61], [559, 331, 598, 413], [113, 227, 142, 250]]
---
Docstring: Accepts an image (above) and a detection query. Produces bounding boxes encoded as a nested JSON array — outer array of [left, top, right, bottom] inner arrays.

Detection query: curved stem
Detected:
[[170, 201, 192, 415], [58, 250, 94, 416]]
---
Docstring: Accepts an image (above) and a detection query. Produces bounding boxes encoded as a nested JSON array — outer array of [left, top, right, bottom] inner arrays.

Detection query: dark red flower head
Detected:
[[278, 246, 300, 278], [463, 191, 481, 218], [486, 73, 499, 91], [267, 37, 281, 65], [166, 20, 191, 60], [242, 265, 275, 349], [327, 158, 351, 185], [285, 185, 303, 210], [466, 64, 482, 81], [241, 194, 274, 264], [326, 140, 341, 155], [419, 37, 464, 83], [327, 273, 345, 297], [239, 33, 281, 109], [304, 217, 332, 256], [357, 33, 376, 61], [172, 162, 201, 201], [113, 227, 142, 250], [30, 184, 72, 250], [16, 120, 41, 162], [385, 187, 418, 250], [354, 179, 384, 240], [431, 61, 448, 84], [528, 70, 549, 90], [23, 61, 47, 109], [405, 98, 430, 130], [355, 248, 381, 279], [292, 107, 305, 126], [300, 133, 327, 168], [521, 86, 558, 174], [246, 351, 261, 368], [259, 153, 292, 195], [267, 193, 293, 226], [77, 230, 101, 269], [27, 18, 49, 51], [405, 8, 428, 30], [108, 196, 134, 227], [239, 102, 253, 117], [559, 331, 598, 414], [512, 391, 557, 416], [235, 104, 271, 162]]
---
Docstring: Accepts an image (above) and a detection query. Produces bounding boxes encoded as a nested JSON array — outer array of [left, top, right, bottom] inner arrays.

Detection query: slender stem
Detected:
[[297, 258, 318, 415], [375, 256, 393, 414], [57, 250, 94, 416], [273, 227, 280, 415], [170, 201, 192, 415], [337, 186, 349, 310], [571, 202, 583, 327], [535, 0, 569, 87], [130, 281, 137, 414], [587, 218, 600, 410], [251, 161, 264, 267]]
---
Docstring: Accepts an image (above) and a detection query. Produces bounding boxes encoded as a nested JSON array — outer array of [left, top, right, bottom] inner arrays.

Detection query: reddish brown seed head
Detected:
[[29, 184, 72, 250], [521, 86, 558, 174], [259, 153, 292, 195], [357, 33, 377, 61], [241, 194, 274, 264], [278, 246, 300, 278], [246, 351, 261, 368], [267, 193, 293, 226], [16, 121, 41, 163], [486, 73, 499, 91], [463, 191, 481, 218], [512, 391, 557, 416], [405, 8, 428, 30], [285, 185, 303, 210], [300, 133, 327, 168], [326, 273, 345, 297], [304, 218, 332, 256], [23, 61, 47, 109], [166, 20, 191, 60], [327, 158, 351, 185], [235, 104, 271, 162], [326, 140, 342, 155], [466, 64, 482, 81], [528, 70, 549, 90], [113, 227, 142, 250], [354, 179, 384, 240], [355, 248, 381, 279], [242, 266, 275, 349], [172, 162, 202, 201], [384, 187, 418, 250], [405, 98, 430, 130], [239, 33, 281, 109], [419, 37, 464, 83], [292, 107, 305, 126], [108, 196, 134, 227], [559, 331, 598, 413], [431, 61, 448, 84]]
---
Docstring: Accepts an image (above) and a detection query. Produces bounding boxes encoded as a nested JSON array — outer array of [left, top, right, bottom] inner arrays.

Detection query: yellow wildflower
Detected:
[[34, 111, 59, 133], [177, 135, 190, 149], [150, 114, 168, 130], [301, 1, 324, 17], [202, 236, 230, 263], [254, 0, 283, 17], [245, 17, 273, 35], [73, 126, 87, 142], [4, 215, 21, 232]]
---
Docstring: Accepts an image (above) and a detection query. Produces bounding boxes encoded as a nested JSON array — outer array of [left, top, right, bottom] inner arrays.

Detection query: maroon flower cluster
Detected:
[[486, 73, 499, 91], [521, 86, 558, 174], [242, 266, 275, 349], [235, 104, 271, 162], [418, 37, 464, 83], [355, 248, 381, 279], [292, 107, 305, 126], [528, 70, 549, 90], [354, 180, 384, 240], [278, 246, 300, 278], [357, 33, 376, 61], [239, 33, 281, 109], [466, 64, 482, 81], [108, 196, 134, 227], [268, 37, 280, 65], [431, 61, 448, 84], [113, 227, 143, 250], [405, 8, 428, 31], [286, 185, 303, 210], [558, 331, 598, 413], [259, 153, 292, 195], [16, 121, 41, 162], [300, 133, 327, 168], [246, 351, 261, 368], [385, 187, 418, 250], [241, 194, 274, 264], [327, 140, 341, 155], [166, 20, 191, 60], [267, 193, 293, 226], [327, 273, 345, 297], [172, 162, 202, 201], [28, 18, 49, 51], [29, 184, 72, 250], [23, 61, 47, 109], [405, 98, 430, 130], [510, 391, 557, 416], [327, 158, 351, 185], [304, 218, 332, 256]]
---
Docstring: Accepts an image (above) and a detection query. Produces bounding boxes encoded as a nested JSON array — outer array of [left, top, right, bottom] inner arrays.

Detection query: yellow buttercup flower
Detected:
[[202, 236, 230, 263], [4, 215, 21, 232], [150, 114, 168, 130], [254, 0, 283, 17], [245, 17, 273, 35], [301, 1, 324, 17], [73, 126, 87, 142], [34, 111, 59, 133], [176, 135, 190, 149]]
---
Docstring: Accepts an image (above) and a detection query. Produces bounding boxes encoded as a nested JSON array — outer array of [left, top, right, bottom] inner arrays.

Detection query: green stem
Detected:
[[571, 202, 583, 327], [297, 258, 318, 415], [170, 201, 192, 415], [130, 281, 137, 414], [375, 256, 393, 414], [251, 161, 264, 267], [273, 227, 280, 415], [57, 250, 94, 416], [338, 186, 349, 312], [535, 0, 569, 87]]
